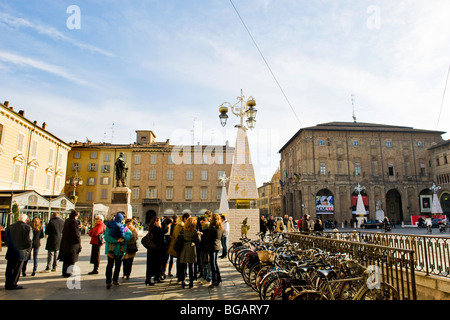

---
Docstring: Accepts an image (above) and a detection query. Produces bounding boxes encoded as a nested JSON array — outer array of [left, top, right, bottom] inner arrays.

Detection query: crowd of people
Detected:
[[3, 209, 230, 291], [259, 213, 327, 235]]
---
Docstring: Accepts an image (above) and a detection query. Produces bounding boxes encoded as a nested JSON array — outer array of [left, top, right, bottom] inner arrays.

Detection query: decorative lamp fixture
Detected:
[[219, 104, 229, 127], [218, 90, 258, 130]]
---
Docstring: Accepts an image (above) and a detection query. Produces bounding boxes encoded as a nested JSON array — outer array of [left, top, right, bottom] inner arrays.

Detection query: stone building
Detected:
[[0, 100, 72, 224], [256, 169, 282, 218], [428, 139, 450, 215], [257, 182, 271, 217], [279, 121, 446, 225], [65, 130, 234, 224]]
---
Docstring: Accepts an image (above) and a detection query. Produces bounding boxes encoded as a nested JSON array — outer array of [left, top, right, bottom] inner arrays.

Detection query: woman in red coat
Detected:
[[88, 215, 106, 274]]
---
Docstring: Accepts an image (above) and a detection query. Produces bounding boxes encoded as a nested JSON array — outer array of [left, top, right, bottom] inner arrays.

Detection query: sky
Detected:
[[0, 0, 449, 186]]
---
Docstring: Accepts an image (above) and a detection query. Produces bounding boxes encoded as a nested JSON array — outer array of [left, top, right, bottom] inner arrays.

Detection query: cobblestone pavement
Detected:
[[0, 233, 259, 301]]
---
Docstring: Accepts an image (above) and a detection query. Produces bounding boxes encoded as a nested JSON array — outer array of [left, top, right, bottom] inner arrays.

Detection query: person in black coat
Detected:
[[44, 212, 64, 272], [58, 210, 81, 278], [5, 214, 32, 290], [145, 216, 165, 285]]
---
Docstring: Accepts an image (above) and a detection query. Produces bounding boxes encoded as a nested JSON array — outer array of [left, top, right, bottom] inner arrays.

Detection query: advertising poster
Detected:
[[316, 196, 334, 214]]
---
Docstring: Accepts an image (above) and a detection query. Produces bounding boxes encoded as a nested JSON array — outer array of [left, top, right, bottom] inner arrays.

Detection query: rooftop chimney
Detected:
[[3, 101, 9, 107], [18, 110, 25, 117]]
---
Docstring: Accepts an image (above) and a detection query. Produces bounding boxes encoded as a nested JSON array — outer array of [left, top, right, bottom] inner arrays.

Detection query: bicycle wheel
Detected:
[[242, 259, 259, 287], [248, 262, 264, 291], [235, 250, 252, 272], [358, 282, 400, 300], [337, 279, 365, 300], [262, 272, 290, 300]]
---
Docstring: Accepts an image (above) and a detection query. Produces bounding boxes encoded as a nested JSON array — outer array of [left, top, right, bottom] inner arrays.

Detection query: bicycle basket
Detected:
[[257, 250, 275, 263]]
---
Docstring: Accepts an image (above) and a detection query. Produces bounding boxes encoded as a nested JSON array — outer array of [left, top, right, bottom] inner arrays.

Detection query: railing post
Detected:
[[423, 236, 430, 276]]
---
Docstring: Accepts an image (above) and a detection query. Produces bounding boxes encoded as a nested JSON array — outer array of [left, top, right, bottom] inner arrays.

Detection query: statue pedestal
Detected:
[[107, 187, 132, 220]]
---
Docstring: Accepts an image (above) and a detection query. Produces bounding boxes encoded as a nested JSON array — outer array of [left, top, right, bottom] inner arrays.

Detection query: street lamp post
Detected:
[[219, 89, 257, 130], [66, 172, 83, 204]]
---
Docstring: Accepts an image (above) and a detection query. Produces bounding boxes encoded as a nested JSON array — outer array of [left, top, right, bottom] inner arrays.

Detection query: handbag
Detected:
[[98, 233, 105, 245], [173, 231, 184, 253], [126, 241, 138, 254], [141, 229, 157, 249]]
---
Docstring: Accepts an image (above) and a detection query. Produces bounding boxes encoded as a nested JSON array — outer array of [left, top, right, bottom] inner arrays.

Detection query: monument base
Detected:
[[107, 187, 132, 220], [226, 208, 259, 244], [376, 210, 385, 222]]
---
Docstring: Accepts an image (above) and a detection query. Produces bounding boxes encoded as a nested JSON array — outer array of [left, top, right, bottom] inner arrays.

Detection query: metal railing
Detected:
[[331, 231, 450, 278], [286, 232, 417, 300]]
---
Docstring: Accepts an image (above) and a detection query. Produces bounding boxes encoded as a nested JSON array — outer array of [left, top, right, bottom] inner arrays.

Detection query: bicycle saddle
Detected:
[[316, 269, 337, 280]]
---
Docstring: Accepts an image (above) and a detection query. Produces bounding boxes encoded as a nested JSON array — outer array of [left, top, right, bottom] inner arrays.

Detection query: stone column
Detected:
[[226, 126, 259, 243]]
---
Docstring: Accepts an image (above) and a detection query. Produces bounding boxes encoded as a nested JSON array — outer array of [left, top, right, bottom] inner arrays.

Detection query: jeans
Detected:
[[221, 236, 227, 257], [209, 250, 221, 283], [202, 263, 211, 281], [22, 247, 39, 273]]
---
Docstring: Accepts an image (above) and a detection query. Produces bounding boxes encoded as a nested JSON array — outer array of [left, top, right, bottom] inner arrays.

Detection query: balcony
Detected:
[[142, 198, 161, 205]]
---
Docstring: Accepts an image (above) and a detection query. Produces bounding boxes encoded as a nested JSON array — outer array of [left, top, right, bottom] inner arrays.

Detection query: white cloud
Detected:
[[0, 51, 92, 86], [0, 13, 115, 57]]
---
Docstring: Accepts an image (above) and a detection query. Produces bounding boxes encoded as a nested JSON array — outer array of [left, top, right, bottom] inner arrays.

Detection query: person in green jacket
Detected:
[[104, 212, 132, 289]]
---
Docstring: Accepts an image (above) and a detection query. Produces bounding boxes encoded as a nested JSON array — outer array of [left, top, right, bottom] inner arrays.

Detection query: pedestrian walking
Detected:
[[260, 215, 268, 235], [22, 217, 44, 277], [266, 216, 276, 233], [87, 215, 106, 275], [287, 216, 295, 232], [104, 212, 131, 288], [301, 214, 312, 233], [122, 218, 138, 280], [145, 216, 165, 286], [276, 217, 285, 233], [168, 212, 190, 283], [313, 217, 324, 232], [44, 212, 64, 272], [220, 214, 229, 258], [179, 217, 201, 288], [58, 210, 82, 278], [205, 213, 224, 288], [5, 214, 32, 290]]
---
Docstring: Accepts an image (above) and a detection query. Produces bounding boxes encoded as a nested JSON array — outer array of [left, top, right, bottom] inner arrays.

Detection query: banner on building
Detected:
[[351, 195, 369, 214], [316, 196, 334, 214]]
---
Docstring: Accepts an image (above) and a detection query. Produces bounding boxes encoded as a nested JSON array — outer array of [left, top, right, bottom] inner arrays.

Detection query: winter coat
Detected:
[[104, 227, 132, 256], [88, 221, 106, 245], [179, 229, 201, 264], [205, 225, 223, 252], [5, 221, 32, 261], [45, 216, 64, 251], [31, 228, 44, 249], [58, 218, 81, 263], [168, 221, 184, 257], [124, 226, 139, 260]]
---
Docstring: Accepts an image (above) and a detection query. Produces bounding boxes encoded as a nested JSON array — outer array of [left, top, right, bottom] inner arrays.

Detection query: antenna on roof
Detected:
[[351, 93, 357, 123]]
